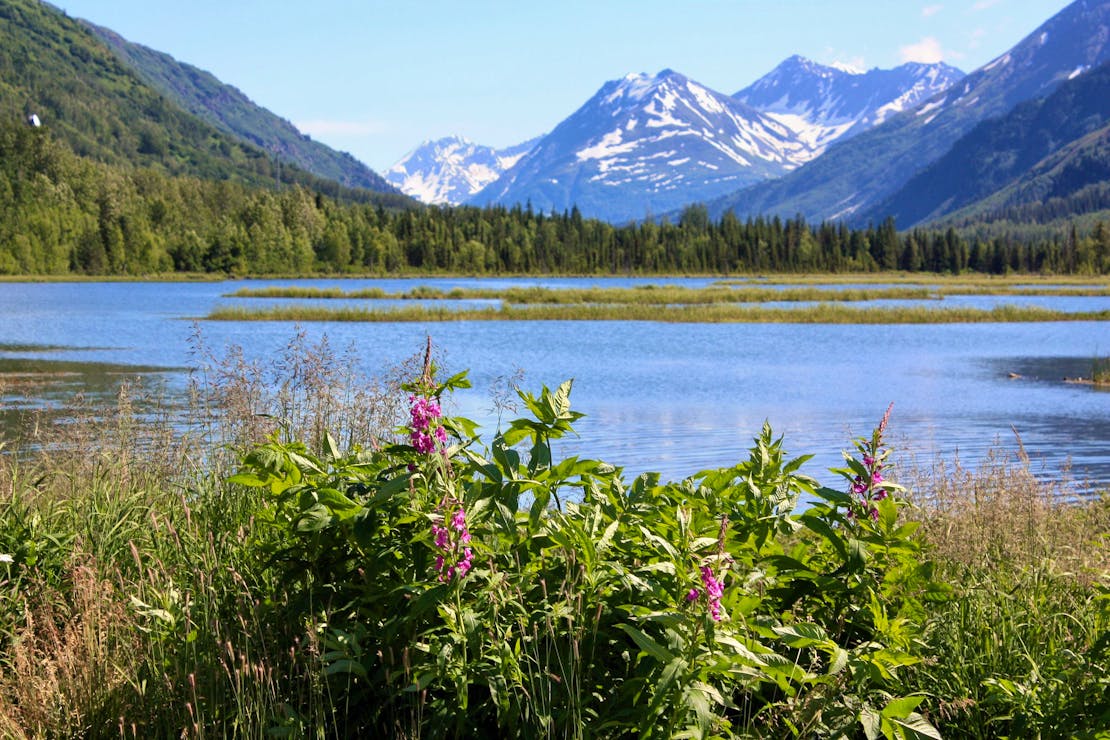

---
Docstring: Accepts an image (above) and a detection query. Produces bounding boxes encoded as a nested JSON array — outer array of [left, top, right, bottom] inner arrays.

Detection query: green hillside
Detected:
[[0, 0, 408, 205], [866, 61, 1110, 228], [85, 21, 397, 194], [707, 0, 1110, 225]]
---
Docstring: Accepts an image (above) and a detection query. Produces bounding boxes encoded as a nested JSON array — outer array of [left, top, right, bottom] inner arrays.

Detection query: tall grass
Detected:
[[0, 329, 416, 737], [206, 302, 1110, 324], [226, 284, 938, 304], [0, 333, 1107, 736], [228, 282, 1110, 302], [900, 448, 1110, 737]]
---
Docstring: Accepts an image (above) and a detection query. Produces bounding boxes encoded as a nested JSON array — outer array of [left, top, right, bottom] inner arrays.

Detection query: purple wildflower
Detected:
[[408, 393, 447, 454], [689, 565, 724, 621], [846, 405, 895, 522], [432, 505, 474, 582]]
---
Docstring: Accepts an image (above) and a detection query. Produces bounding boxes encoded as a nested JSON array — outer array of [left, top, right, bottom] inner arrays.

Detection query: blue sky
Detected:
[[56, 0, 1074, 172]]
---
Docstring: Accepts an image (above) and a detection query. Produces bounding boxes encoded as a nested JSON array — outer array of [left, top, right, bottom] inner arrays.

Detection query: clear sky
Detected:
[[54, 0, 1075, 173]]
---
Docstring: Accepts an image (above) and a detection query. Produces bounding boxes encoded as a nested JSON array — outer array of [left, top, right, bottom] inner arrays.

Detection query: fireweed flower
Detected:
[[433, 505, 473, 582], [687, 565, 725, 621], [846, 404, 895, 522], [408, 394, 448, 454]]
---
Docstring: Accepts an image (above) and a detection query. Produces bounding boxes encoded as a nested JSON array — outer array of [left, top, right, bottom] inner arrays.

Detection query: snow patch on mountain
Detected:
[[735, 55, 965, 153], [386, 136, 540, 204], [469, 69, 816, 221]]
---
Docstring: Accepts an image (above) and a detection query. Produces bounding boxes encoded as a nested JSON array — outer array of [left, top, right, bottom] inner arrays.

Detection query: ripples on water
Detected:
[[0, 278, 1108, 493]]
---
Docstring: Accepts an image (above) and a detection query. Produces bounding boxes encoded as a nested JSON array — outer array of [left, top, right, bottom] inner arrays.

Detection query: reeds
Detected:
[[898, 447, 1110, 737], [228, 281, 1110, 302], [206, 302, 1110, 324], [227, 284, 939, 303], [903, 445, 1109, 578], [0, 327, 415, 737]]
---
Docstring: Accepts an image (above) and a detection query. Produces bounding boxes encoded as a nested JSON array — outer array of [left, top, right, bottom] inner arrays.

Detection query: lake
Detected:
[[1, 278, 1108, 491]]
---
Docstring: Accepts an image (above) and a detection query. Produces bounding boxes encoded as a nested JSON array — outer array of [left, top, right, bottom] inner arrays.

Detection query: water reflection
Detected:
[[0, 279, 1107, 492]]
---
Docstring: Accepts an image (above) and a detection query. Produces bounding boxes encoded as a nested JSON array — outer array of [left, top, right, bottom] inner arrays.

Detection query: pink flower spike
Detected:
[[451, 508, 467, 531], [686, 588, 699, 602]]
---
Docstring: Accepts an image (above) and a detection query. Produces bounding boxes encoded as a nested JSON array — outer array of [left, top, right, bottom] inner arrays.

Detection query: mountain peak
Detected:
[[735, 56, 964, 150], [468, 68, 817, 221], [387, 136, 540, 205]]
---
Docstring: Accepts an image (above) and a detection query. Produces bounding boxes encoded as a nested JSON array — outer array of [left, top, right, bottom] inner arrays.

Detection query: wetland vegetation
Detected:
[[0, 340, 1107, 737], [207, 300, 1110, 325]]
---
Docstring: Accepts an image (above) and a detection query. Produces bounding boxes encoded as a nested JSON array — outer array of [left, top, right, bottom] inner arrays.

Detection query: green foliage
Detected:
[[1, 353, 1107, 736], [228, 372, 946, 737], [0, 116, 1107, 277], [85, 19, 397, 193], [0, 0, 404, 202]]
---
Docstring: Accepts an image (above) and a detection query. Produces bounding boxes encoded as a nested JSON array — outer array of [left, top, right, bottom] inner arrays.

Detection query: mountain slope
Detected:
[[0, 0, 408, 205], [84, 21, 398, 194], [935, 121, 1110, 231], [711, 0, 1110, 224], [865, 59, 1110, 227], [470, 69, 813, 222], [735, 55, 964, 152], [386, 135, 540, 204]]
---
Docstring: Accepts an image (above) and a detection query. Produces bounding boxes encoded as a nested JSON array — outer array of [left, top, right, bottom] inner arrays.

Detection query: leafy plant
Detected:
[[228, 364, 945, 738]]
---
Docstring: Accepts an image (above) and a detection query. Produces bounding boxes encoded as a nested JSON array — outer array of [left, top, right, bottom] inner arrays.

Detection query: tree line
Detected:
[[2, 123, 1108, 277]]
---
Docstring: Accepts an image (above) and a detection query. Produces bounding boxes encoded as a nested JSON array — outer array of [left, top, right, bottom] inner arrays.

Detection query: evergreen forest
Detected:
[[2, 121, 1109, 277]]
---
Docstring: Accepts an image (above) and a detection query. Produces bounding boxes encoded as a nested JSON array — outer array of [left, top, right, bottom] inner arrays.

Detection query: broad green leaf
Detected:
[[553, 379, 573, 417], [773, 622, 834, 649], [799, 511, 849, 560], [859, 705, 881, 740], [881, 695, 925, 719], [890, 712, 942, 740], [227, 472, 267, 488], [315, 487, 361, 518], [324, 659, 368, 678], [616, 623, 676, 664]]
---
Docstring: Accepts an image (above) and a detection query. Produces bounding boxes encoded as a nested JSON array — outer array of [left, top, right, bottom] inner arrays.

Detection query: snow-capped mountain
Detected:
[[735, 56, 965, 152], [386, 136, 540, 205], [712, 0, 1110, 224], [469, 69, 816, 222]]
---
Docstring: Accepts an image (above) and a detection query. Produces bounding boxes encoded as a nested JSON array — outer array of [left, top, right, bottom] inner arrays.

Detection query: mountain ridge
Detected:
[[82, 20, 399, 195], [863, 58, 1110, 227], [709, 0, 1110, 225], [437, 58, 959, 220], [734, 55, 965, 152]]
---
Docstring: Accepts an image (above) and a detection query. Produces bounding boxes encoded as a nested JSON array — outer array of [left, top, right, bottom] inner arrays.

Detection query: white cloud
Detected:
[[922, 4, 943, 17], [295, 119, 389, 137], [900, 36, 945, 64], [972, 0, 1002, 10]]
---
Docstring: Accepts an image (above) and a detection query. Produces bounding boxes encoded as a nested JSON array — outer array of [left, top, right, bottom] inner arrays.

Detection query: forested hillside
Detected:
[[0, 0, 408, 203], [2, 121, 1107, 276], [85, 20, 399, 194], [865, 60, 1110, 228]]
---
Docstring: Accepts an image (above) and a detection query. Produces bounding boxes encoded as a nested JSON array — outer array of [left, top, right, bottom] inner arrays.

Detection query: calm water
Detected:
[[1, 278, 1108, 489]]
